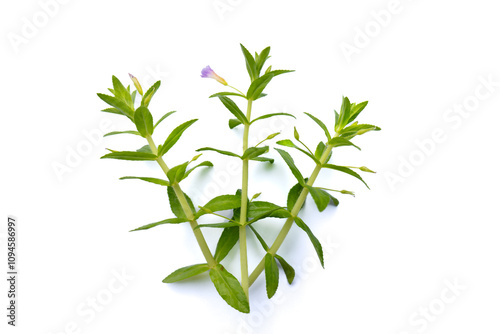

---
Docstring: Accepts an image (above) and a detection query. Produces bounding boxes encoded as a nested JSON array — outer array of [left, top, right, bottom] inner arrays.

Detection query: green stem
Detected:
[[248, 141, 335, 286], [239, 99, 253, 298], [146, 136, 216, 268]]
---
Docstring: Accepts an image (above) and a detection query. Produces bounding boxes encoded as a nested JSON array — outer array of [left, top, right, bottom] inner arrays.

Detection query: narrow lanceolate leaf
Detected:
[[167, 186, 196, 219], [103, 130, 141, 137], [130, 217, 189, 231], [241, 146, 269, 160], [248, 201, 290, 219], [276, 140, 319, 164], [112, 75, 133, 108], [304, 112, 331, 141], [240, 43, 258, 81], [336, 96, 351, 132], [275, 148, 305, 186], [294, 216, 324, 268], [306, 185, 331, 212], [162, 264, 209, 283], [141, 80, 161, 107], [100, 151, 157, 161], [196, 147, 241, 159], [249, 225, 269, 251], [210, 92, 246, 99], [158, 119, 198, 156], [228, 119, 242, 129], [97, 94, 134, 120], [210, 264, 250, 313], [134, 106, 154, 137], [246, 70, 294, 101], [287, 182, 305, 212], [214, 226, 239, 262], [101, 107, 122, 116], [195, 222, 241, 230], [275, 254, 295, 284], [250, 113, 296, 124], [255, 46, 271, 75], [347, 101, 368, 123], [322, 164, 370, 189], [167, 162, 189, 184], [196, 194, 242, 218], [340, 123, 381, 140], [247, 207, 290, 225], [250, 157, 274, 163], [265, 253, 279, 298], [119, 176, 169, 186], [154, 111, 176, 129], [183, 161, 213, 180], [217, 96, 248, 125], [327, 137, 361, 150]]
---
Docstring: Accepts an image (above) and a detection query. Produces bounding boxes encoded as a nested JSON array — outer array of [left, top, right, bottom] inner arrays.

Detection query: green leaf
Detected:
[[119, 176, 169, 186], [275, 148, 305, 186], [328, 194, 340, 206], [163, 264, 209, 283], [197, 194, 242, 218], [246, 70, 294, 101], [158, 119, 198, 156], [196, 147, 241, 159], [154, 111, 176, 129], [322, 164, 370, 189], [167, 186, 196, 219], [247, 207, 291, 225], [217, 96, 248, 125], [276, 139, 319, 164], [134, 106, 154, 137], [130, 217, 189, 231], [347, 101, 368, 123], [287, 181, 305, 212], [294, 216, 324, 268], [167, 162, 189, 184], [209, 264, 250, 313], [248, 225, 269, 251], [306, 185, 331, 212], [210, 92, 246, 99], [131, 90, 137, 104], [240, 43, 257, 81], [336, 96, 351, 132], [97, 93, 134, 120], [214, 227, 239, 262], [255, 46, 271, 75], [241, 146, 269, 160], [250, 112, 296, 124], [112, 75, 133, 108], [265, 253, 279, 298], [304, 112, 331, 141], [195, 222, 241, 230], [340, 123, 381, 140], [248, 201, 290, 219], [275, 254, 295, 284], [103, 130, 141, 137], [101, 107, 122, 116], [228, 119, 242, 129], [251, 157, 274, 163], [183, 161, 213, 180], [327, 137, 361, 150], [100, 151, 157, 161], [141, 80, 161, 107]]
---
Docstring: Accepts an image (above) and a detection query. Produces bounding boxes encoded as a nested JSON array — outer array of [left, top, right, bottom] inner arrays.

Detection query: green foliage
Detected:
[[98, 47, 379, 313], [163, 264, 209, 283], [209, 264, 250, 313]]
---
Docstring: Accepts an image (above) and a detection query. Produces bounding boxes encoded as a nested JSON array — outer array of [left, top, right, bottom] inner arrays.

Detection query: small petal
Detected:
[[200, 66, 227, 85]]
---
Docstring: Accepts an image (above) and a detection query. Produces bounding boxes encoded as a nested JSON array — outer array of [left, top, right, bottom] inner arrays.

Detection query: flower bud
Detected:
[[129, 73, 143, 96]]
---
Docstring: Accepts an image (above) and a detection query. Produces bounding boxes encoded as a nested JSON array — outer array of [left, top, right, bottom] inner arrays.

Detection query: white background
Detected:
[[1, 0, 500, 333]]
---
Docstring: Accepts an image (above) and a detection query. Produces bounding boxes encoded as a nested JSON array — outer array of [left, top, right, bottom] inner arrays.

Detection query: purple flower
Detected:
[[200, 66, 227, 86]]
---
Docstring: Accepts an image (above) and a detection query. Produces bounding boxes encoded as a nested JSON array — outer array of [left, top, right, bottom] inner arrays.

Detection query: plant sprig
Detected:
[[97, 44, 380, 313]]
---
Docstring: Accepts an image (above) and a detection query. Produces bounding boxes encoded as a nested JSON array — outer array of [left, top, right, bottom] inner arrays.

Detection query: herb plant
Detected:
[[97, 44, 380, 313]]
